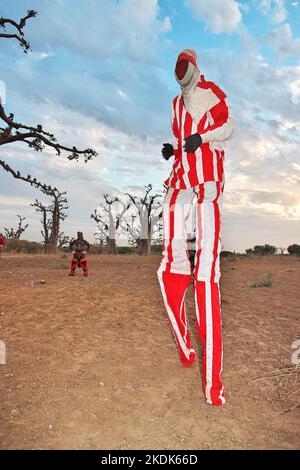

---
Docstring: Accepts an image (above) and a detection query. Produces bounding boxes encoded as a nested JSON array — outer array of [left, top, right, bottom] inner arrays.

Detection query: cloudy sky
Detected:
[[0, 0, 300, 252]]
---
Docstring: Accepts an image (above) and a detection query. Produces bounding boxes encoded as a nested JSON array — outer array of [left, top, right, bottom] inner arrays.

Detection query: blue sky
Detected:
[[0, 0, 300, 251]]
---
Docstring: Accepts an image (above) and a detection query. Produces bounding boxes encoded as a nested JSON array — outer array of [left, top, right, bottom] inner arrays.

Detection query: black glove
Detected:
[[183, 133, 202, 153], [161, 143, 174, 160]]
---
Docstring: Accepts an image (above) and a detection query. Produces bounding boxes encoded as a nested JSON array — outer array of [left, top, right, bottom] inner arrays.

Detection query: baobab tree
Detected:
[[32, 190, 68, 253], [124, 184, 162, 255], [0, 10, 96, 194], [91, 194, 130, 254], [4, 215, 28, 239]]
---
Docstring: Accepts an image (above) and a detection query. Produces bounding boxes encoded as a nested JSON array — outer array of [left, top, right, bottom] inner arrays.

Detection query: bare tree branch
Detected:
[[0, 103, 97, 162], [4, 214, 29, 239], [0, 159, 58, 196], [0, 10, 37, 52]]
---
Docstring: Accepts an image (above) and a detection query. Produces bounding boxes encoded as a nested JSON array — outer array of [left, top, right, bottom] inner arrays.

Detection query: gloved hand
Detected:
[[183, 133, 202, 153], [161, 143, 174, 160]]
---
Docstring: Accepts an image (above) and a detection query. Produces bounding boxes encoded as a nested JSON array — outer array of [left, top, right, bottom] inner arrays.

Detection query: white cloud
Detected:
[[160, 16, 172, 33], [257, 0, 272, 15], [185, 0, 242, 33], [268, 23, 300, 59], [272, 0, 288, 23], [11, 0, 172, 65], [117, 89, 129, 100], [256, 0, 288, 24], [289, 79, 300, 104]]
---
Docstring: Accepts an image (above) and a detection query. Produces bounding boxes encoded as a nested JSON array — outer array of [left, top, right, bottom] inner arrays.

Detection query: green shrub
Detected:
[[287, 244, 300, 256], [117, 246, 137, 255], [251, 274, 273, 288], [246, 244, 277, 255], [151, 244, 163, 254]]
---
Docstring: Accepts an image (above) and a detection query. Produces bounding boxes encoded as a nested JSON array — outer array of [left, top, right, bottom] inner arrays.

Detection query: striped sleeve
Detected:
[[171, 98, 180, 156], [201, 99, 236, 143]]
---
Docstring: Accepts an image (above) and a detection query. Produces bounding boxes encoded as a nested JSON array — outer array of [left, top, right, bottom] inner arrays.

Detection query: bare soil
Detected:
[[0, 253, 299, 449]]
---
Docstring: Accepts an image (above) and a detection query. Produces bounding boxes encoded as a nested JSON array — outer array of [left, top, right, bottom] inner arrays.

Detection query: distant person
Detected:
[[69, 232, 90, 277], [157, 49, 236, 406], [0, 233, 5, 257]]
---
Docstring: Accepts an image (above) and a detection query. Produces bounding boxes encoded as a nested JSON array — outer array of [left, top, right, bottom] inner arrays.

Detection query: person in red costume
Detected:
[[158, 49, 236, 406], [69, 232, 90, 277], [0, 233, 5, 254]]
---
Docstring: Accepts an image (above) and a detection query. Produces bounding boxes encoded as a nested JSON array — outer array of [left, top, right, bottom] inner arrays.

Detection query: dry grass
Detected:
[[252, 342, 300, 413]]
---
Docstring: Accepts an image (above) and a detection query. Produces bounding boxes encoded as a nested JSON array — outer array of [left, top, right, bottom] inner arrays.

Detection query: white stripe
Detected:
[[217, 285, 225, 405], [197, 190, 215, 282], [180, 107, 190, 188], [214, 192, 222, 282], [157, 270, 191, 360], [193, 187, 202, 278], [212, 148, 219, 181], [206, 111, 214, 126], [205, 281, 213, 403], [179, 294, 187, 342], [175, 96, 180, 130], [219, 388, 225, 405], [159, 188, 173, 272], [194, 282, 200, 329]]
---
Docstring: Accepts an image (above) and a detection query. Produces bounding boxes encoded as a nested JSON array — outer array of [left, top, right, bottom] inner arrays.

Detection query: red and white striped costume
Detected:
[[158, 49, 235, 406], [165, 73, 234, 189]]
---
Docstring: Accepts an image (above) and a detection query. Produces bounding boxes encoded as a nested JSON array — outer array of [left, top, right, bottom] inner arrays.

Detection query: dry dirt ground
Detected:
[[0, 253, 299, 450]]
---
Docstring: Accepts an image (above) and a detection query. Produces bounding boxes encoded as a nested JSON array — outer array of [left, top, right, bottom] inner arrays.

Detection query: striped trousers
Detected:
[[157, 181, 225, 406]]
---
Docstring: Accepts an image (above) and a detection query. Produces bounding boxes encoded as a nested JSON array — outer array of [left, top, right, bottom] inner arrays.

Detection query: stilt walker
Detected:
[[158, 49, 236, 406], [69, 231, 90, 277]]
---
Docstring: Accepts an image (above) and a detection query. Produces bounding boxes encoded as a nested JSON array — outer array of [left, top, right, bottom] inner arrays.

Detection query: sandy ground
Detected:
[[0, 253, 299, 450]]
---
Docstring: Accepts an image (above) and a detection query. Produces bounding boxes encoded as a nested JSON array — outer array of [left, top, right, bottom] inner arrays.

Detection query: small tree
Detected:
[[91, 194, 130, 254], [32, 190, 68, 253], [4, 215, 28, 239], [246, 244, 278, 255], [287, 244, 300, 256], [124, 184, 162, 255]]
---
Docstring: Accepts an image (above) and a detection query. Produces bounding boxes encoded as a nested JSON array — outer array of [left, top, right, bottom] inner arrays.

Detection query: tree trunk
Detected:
[[49, 200, 59, 254], [137, 239, 148, 255], [147, 225, 152, 255], [107, 238, 117, 254]]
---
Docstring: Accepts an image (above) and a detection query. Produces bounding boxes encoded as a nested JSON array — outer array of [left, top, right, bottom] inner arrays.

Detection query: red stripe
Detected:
[[210, 282, 224, 404], [217, 150, 223, 182], [184, 112, 196, 187], [210, 183, 221, 282], [176, 98, 187, 189], [197, 81, 227, 100], [195, 281, 207, 392], [202, 144, 214, 181]]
